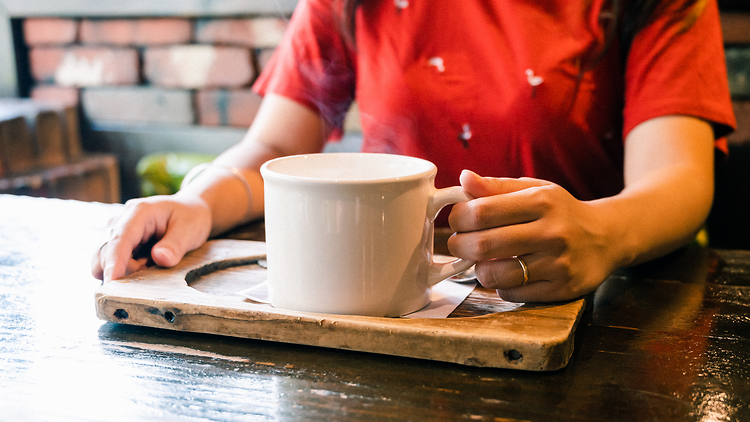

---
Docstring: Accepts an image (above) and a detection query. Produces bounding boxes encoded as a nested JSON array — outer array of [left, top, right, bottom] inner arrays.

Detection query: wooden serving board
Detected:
[[95, 240, 586, 371]]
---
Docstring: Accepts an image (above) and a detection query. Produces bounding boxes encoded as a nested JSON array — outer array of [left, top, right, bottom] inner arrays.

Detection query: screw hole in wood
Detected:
[[505, 349, 523, 362], [164, 311, 175, 323], [113, 309, 129, 319]]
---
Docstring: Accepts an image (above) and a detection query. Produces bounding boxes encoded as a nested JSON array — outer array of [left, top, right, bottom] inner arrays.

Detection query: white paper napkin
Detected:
[[236, 279, 476, 319]]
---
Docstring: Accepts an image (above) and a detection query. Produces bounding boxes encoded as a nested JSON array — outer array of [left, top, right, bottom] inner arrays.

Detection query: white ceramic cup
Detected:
[[260, 153, 475, 317]]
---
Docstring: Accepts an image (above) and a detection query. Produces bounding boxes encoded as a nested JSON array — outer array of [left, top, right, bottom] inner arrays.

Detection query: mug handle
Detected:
[[426, 186, 477, 286]]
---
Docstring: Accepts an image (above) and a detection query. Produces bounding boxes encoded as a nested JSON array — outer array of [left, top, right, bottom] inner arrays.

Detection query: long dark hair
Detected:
[[338, 0, 707, 63], [618, 0, 707, 55]]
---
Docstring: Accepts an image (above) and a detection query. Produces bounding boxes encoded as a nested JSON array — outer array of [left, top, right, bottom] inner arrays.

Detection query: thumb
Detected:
[[459, 170, 550, 198], [150, 229, 201, 268], [151, 242, 181, 268]]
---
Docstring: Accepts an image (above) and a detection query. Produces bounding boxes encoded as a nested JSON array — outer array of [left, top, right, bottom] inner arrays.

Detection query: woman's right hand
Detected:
[[91, 193, 213, 283]]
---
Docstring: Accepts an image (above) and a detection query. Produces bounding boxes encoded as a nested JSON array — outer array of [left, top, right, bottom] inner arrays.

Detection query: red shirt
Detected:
[[254, 0, 735, 201]]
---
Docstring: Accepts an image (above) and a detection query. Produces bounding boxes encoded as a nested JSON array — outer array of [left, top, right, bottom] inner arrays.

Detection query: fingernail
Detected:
[[160, 246, 174, 260], [460, 169, 480, 181], [154, 246, 175, 265]]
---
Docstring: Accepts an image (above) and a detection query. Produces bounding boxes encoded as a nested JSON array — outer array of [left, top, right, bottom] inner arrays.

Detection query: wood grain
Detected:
[[95, 239, 585, 371]]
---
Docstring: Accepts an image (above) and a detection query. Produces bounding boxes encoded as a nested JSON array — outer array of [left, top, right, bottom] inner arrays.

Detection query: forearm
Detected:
[[592, 161, 713, 269], [179, 93, 328, 237], [177, 142, 272, 237], [597, 115, 715, 269]]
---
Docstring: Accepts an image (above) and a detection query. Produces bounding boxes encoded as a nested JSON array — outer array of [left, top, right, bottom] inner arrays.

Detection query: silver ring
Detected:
[[513, 256, 529, 286]]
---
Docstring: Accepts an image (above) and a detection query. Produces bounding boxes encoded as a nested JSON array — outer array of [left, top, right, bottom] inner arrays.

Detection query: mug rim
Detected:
[[260, 152, 437, 185]]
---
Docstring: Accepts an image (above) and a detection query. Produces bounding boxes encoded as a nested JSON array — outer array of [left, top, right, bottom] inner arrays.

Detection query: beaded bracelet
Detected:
[[180, 163, 254, 221]]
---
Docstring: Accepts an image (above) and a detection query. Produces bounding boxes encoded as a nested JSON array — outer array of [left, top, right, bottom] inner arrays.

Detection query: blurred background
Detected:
[[0, 0, 747, 249]]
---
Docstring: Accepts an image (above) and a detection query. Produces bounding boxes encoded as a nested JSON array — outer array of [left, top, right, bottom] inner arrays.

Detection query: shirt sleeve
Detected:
[[623, 0, 736, 147], [252, 0, 357, 139]]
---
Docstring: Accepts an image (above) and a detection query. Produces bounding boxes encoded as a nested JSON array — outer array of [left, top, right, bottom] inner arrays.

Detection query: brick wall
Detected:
[[24, 17, 287, 128]]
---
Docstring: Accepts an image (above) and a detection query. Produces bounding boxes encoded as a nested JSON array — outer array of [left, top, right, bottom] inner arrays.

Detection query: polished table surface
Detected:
[[1, 194, 749, 421]]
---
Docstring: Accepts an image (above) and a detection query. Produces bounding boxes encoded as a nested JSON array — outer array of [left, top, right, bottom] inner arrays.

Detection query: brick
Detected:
[[82, 87, 194, 125], [721, 13, 750, 44], [80, 18, 193, 46], [144, 45, 254, 88], [28, 48, 64, 82], [196, 89, 262, 127], [195, 18, 288, 48], [29, 47, 139, 87], [30, 85, 80, 107], [24, 18, 78, 45]]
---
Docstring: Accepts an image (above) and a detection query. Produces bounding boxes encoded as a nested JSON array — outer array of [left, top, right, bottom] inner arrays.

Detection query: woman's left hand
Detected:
[[447, 116, 716, 303], [447, 169, 619, 303]]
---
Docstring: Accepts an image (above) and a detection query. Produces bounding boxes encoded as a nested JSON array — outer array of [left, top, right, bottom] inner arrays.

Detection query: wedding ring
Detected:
[[513, 256, 529, 286]]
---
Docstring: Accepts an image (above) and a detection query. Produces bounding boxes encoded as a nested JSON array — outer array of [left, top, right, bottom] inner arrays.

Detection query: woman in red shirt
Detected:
[[93, 0, 735, 303]]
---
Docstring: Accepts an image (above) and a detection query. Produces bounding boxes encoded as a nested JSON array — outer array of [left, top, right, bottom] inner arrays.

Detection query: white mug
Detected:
[[260, 153, 475, 317]]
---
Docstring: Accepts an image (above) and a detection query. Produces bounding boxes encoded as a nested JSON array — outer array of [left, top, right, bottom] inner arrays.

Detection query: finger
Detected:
[[92, 221, 117, 280], [447, 217, 551, 261], [102, 210, 161, 283], [450, 194, 538, 233], [104, 236, 140, 283], [488, 255, 589, 303], [474, 254, 557, 288], [459, 170, 550, 198], [100, 240, 151, 283], [475, 256, 532, 290], [450, 172, 552, 232], [91, 243, 105, 280], [496, 280, 578, 303], [150, 213, 208, 268], [126, 256, 151, 275], [151, 239, 181, 268]]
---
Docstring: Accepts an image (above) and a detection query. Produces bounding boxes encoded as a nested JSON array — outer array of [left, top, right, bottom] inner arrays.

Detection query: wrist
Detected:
[[181, 163, 254, 222], [177, 163, 257, 235], [584, 197, 637, 271]]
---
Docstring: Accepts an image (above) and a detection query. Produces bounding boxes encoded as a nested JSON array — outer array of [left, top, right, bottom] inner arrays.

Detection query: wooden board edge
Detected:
[[93, 239, 585, 371], [95, 291, 584, 371]]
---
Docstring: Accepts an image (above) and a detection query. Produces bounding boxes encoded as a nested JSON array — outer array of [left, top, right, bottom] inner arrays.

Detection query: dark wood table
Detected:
[[1, 194, 748, 421]]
